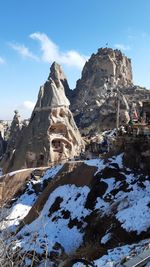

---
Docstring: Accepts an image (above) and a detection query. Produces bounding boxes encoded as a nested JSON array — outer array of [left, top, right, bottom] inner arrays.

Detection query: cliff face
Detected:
[[66, 48, 150, 134], [1, 63, 84, 173], [72, 48, 132, 108]]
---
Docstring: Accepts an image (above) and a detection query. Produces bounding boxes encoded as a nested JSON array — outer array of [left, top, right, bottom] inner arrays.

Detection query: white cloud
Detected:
[[15, 101, 35, 119], [9, 43, 39, 61], [23, 101, 35, 110], [30, 32, 88, 69], [0, 56, 5, 64], [114, 44, 131, 51], [60, 50, 87, 68]]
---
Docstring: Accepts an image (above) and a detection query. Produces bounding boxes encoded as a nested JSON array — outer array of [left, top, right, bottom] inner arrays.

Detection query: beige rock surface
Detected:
[[1, 63, 84, 173], [66, 47, 150, 134], [0, 111, 22, 171]]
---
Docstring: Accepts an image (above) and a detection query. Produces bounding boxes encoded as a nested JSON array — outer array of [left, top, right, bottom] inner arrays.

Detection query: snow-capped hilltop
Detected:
[[0, 155, 150, 266]]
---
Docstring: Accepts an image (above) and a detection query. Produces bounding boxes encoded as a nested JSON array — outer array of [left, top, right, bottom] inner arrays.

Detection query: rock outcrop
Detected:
[[0, 111, 22, 171], [2, 63, 84, 173], [66, 48, 150, 134], [7, 110, 22, 151], [72, 48, 133, 108], [0, 133, 7, 160], [0, 123, 7, 159]]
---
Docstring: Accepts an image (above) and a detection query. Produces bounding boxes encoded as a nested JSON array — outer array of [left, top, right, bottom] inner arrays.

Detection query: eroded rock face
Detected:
[[67, 48, 150, 134], [0, 111, 22, 171], [0, 133, 6, 160], [36, 62, 70, 109], [70, 48, 132, 110], [7, 110, 22, 149], [2, 63, 84, 173], [0, 123, 6, 159]]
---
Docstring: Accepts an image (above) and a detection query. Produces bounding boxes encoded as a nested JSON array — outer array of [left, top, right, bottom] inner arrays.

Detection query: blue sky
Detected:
[[0, 0, 150, 119]]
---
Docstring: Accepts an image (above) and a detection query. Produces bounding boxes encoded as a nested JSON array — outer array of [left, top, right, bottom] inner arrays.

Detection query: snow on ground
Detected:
[[11, 154, 150, 258], [101, 233, 112, 245], [72, 263, 92, 267], [95, 197, 109, 214], [0, 164, 63, 232], [85, 153, 124, 172], [109, 153, 124, 169], [116, 181, 150, 234], [16, 184, 90, 254], [41, 164, 63, 181], [1, 154, 150, 265], [85, 158, 106, 173], [94, 239, 150, 267], [102, 178, 116, 197], [86, 154, 150, 234]]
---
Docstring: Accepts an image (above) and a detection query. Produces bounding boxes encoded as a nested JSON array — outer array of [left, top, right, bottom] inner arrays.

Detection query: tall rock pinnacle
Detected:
[[35, 62, 70, 109], [0, 110, 23, 172], [1, 63, 84, 173]]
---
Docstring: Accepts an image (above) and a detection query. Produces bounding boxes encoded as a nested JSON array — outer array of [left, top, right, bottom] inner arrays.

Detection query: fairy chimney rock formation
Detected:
[[0, 111, 22, 171], [2, 63, 84, 173], [35, 62, 70, 110], [5, 110, 22, 153]]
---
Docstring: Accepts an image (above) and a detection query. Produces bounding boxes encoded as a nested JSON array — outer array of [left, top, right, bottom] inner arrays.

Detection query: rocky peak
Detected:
[[35, 62, 70, 109], [48, 62, 71, 98], [10, 110, 21, 131], [71, 47, 133, 111], [67, 47, 150, 134], [49, 62, 66, 83], [79, 47, 132, 91]]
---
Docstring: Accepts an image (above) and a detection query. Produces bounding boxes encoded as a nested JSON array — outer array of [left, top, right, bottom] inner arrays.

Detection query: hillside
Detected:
[[0, 47, 150, 266], [0, 153, 150, 266]]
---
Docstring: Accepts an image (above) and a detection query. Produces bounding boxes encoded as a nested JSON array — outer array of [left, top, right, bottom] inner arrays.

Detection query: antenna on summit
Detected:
[[105, 42, 108, 47]]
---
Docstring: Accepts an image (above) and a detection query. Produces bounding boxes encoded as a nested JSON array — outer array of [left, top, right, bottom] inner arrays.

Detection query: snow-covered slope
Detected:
[[0, 164, 63, 231], [0, 155, 150, 266]]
